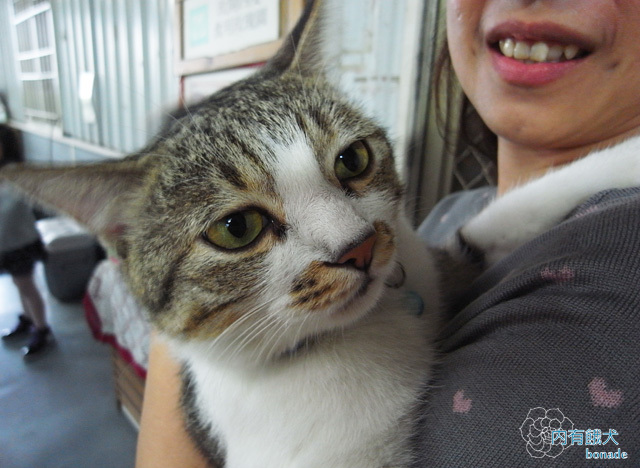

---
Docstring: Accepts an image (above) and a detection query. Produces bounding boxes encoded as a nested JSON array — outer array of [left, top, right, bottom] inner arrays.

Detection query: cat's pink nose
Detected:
[[338, 233, 377, 271]]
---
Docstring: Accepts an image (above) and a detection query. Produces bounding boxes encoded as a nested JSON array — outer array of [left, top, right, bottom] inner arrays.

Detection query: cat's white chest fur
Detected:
[[174, 290, 433, 468]]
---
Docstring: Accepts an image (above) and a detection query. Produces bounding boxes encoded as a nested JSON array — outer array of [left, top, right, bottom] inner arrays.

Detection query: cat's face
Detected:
[[126, 74, 404, 360]]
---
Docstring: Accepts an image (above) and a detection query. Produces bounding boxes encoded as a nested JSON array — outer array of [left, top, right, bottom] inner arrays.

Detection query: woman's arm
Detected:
[[135, 333, 211, 468]]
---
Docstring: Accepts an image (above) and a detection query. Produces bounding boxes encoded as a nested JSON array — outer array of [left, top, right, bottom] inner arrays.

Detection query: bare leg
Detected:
[[12, 273, 47, 329]]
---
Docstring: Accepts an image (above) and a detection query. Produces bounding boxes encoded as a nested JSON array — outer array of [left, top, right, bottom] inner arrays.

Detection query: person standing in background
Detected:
[[0, 124, 52, 357]]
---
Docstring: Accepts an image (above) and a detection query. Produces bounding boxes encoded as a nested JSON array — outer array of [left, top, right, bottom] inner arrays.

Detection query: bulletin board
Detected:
[[175, 0, 304, 75]]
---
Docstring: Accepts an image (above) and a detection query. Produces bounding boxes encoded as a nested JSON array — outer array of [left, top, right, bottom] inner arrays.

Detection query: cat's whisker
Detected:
[[240, 296, 294, 359], [207, 300, 270, 351], [291, 309, 313, 348], [244, 321, 281, 363], [206, 305, 264, 352], [260, 316, 296, 362], [211, 291, 280, 359], [258, 303, 321, 363], [210, 316, 272, 362], [216, 307, 272, 353], [214, 318, 269, 361], [230, 313, 281, 362], [284, 313, 322, 363]]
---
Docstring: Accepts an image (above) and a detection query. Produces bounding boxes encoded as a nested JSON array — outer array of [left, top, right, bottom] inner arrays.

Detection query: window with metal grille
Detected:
[[450, 103, 497, 192], [11, 0, 60, 124]]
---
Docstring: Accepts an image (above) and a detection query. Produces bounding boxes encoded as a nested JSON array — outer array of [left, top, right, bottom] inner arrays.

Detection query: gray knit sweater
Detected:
[[413, 187, 640, 466]]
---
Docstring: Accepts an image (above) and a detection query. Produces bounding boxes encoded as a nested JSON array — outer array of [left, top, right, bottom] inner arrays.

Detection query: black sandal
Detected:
[[1, 314, 33, 340], [22, 326, 53, 357]]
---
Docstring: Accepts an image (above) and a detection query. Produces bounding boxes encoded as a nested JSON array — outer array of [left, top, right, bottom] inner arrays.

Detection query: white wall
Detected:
[[327, 0, 425, 171]]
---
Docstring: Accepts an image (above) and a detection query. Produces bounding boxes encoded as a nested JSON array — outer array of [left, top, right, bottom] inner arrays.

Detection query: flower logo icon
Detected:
[[520, 407, 574, 458]]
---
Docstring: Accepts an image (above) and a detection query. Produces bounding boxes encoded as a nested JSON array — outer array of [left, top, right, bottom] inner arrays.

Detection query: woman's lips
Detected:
[[490, 48, 586, 87], [486, 20, 594, 87]]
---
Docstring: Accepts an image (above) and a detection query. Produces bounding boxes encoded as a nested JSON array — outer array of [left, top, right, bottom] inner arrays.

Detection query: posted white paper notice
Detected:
[[183, 0, 280, 60]]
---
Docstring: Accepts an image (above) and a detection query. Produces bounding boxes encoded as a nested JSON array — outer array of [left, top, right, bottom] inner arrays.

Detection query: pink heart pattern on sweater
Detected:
[[453, 389, 472, 413], [541, 266, 575, 283], [588, 377, 624, 408]]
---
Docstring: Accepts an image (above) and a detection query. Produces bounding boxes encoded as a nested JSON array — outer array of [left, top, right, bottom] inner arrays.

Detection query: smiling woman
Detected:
[[413, 0, 640, 466], [446, 0, 640, 193]]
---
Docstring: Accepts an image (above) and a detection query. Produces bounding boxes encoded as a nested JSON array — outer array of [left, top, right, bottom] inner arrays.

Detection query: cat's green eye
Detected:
[[204, 210, 267, 250], [335, 141, 370, 181]]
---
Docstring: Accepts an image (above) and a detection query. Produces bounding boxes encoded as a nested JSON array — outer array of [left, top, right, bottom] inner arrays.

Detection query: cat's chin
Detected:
[[321, 275, 386, 328], [257, 277, 387, 362]]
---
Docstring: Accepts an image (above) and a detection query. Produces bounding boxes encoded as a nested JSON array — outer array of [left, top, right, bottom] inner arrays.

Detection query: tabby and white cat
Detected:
[[3, 0, 640, 467]]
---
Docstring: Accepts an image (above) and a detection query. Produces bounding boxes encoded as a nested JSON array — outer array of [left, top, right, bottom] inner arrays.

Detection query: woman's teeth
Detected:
[[498, 38, 581, 63]]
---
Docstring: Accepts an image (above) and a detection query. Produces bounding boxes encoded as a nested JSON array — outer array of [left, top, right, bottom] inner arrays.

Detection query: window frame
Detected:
[[10, 0, 62, 126]]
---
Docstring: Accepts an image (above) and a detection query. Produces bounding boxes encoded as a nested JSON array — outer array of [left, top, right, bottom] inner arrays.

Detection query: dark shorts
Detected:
[[0, 240, 47, 276]]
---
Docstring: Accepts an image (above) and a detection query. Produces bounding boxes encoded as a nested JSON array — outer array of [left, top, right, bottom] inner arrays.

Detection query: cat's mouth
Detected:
[[278, 277, 375, 359], [330, 276, 373, 317]]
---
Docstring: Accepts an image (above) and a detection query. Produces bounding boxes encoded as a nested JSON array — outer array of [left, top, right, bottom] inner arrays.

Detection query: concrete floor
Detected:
[[0, 264, 137, 468]]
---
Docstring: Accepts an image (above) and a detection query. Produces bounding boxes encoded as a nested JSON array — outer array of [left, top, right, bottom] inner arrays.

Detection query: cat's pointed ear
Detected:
[[1, 161, 146, 247], [262, 0, 335, 78]]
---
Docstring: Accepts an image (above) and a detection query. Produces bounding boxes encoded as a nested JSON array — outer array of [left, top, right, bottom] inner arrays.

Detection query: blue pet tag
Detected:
[[405, 291, 424, 317]]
